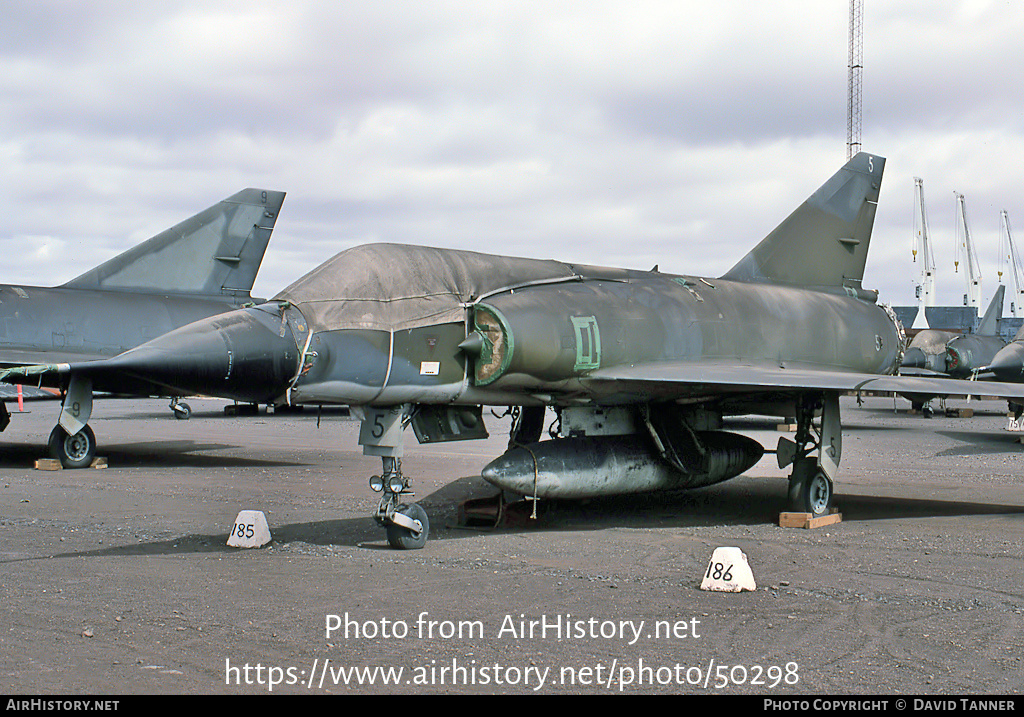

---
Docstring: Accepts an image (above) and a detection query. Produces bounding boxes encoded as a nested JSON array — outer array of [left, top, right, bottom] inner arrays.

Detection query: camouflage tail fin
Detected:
[[722, 152, 885, 295], [62, 188, 285, 298], [977, 284, 1005, 336]]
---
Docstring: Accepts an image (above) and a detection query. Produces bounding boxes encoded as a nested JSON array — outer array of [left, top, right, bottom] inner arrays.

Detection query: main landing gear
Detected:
[[777, 393, 840, 518], [47, 374, 98, 468], [787, 457, 833, 517], [48, 424, 97, 469]]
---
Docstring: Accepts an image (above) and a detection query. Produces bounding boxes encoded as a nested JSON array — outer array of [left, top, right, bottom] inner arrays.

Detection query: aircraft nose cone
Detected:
[[103, 306, 300, 403], [984, 343, 1024, 382]]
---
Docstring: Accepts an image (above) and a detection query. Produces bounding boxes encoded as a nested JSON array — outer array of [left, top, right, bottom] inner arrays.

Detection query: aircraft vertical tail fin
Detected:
[[977, 284, 1005, 336], [722, 152, 885, 295], [61, 188, 286, 298]]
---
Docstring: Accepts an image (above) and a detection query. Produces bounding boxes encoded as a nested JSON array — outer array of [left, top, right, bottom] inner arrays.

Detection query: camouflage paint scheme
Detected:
[[945, 333, 1007, 379], [0, 188, 285, 463], [980, 322, 1024, 385], [0, 188, 284, 367], [20, 153, 1024, 545], [898, 285, 1007, 410], [901, 285, 1006, 379]]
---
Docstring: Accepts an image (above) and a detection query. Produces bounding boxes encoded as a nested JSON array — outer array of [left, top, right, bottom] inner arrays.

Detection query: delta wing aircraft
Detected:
[[982, 324, 1024, 383], [901, 284, 1006, 379], [11, 153, 1024, 548], [0, 188, 285, 465], [977, 322, 1024, 415], [898, 285, 1007, 413]]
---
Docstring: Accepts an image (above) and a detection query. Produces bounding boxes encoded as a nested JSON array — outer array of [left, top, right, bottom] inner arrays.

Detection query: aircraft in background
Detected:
[[901, 285, 1006, 378], [898, 285, 1007, 414], [12, 153, 1024, 549], [0, 188, 285, 466], [980, 324, 1024, 384]]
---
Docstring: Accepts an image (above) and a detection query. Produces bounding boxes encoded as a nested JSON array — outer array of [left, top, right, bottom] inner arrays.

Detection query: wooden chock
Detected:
[[779, 508, 842, 529]]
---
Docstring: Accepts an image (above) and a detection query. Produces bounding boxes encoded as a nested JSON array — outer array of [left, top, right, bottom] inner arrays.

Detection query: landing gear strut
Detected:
[[359, 406, 430, 549], [51, 373, 97, 468], [369, 457, 430, 549], [779, 393, 840, 518]]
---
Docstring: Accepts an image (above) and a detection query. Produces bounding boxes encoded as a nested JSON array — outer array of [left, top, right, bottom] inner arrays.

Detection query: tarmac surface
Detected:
[[2, 394, 1023, 695]]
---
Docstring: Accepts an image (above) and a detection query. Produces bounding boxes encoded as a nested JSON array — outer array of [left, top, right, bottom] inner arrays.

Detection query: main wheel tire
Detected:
[[788, 470, 833, 517], [48, 424, 97, 469], [386, 503, 430, 550]]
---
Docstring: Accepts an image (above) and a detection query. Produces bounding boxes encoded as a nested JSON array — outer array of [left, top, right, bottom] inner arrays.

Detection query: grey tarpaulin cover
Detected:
[[273, 243, 627, 332]]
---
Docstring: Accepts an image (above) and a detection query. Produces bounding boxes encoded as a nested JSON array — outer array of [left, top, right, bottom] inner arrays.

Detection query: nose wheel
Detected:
[[170, 398, 191, 420], [369, 457, 430, 549], [385, 503, 430, 550]]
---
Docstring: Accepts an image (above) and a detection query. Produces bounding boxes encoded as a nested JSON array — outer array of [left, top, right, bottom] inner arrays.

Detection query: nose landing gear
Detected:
[[369, 457, 430, 550], [170, 398, 191, 420], [358, 406, 431, 549]]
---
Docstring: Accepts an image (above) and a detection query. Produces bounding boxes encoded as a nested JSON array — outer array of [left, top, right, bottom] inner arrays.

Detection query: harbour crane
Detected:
[[954, 191, 982, 311], [911, 177, 936, 328], [1000, 210, 1024, 317]]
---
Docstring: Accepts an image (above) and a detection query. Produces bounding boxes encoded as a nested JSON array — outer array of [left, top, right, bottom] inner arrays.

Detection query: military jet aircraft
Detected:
[[11, 153, 1024, 549], [898, 285, 1007, 414], [0, 188, 285, 466], [979, 323, 1024, 382], [901, 284, 1006, 379]]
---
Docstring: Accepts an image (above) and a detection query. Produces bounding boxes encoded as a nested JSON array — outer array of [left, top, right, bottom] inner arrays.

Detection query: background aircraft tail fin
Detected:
[[62, 188, 286, 298], [722, 152, 884, 295], [977, 284, 1005, 336]]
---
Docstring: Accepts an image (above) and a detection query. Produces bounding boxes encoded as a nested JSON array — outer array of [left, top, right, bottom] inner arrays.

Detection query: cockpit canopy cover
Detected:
[[274, 243, 624, 332]]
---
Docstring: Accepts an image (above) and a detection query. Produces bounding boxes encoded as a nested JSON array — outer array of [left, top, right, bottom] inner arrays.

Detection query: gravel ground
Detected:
[[1, 395, 1022, 694]]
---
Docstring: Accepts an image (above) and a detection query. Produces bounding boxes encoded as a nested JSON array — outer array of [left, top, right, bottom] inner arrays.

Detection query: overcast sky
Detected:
[[3, 1, 1023, 313]]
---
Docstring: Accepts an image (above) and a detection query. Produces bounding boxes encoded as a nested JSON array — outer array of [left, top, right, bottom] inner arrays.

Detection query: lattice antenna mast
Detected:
[[847, 0, 864, 160]]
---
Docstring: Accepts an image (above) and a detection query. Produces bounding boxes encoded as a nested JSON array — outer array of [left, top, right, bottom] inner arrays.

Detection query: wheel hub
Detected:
[[65, 433, 91, 461]]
